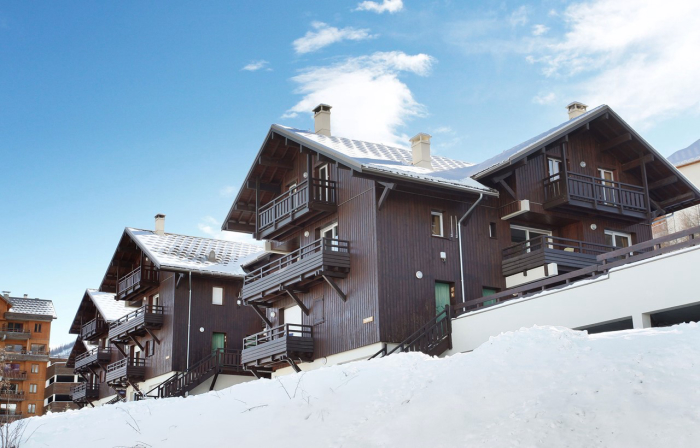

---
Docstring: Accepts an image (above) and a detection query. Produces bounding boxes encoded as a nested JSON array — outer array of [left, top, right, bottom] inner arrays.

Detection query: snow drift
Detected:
[[21, 324, 700, 447]]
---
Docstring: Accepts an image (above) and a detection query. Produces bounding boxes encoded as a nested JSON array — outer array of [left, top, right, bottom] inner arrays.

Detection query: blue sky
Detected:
[[2, 0, 699, 345]]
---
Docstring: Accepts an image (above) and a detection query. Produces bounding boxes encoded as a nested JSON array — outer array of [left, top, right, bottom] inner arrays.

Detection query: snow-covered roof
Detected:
[[7, 296, 57, 318], [86, 289, 129, 322], [464, 105, 608, 179], [667, 139, 700, 167], [272, 125, 497, 195], [126, 228, 264, 277]]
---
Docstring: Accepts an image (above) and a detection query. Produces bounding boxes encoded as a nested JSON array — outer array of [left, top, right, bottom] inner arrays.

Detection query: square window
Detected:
[[212, 287, 223, 306], [31, 364, 39, 374], [431, 211, 444, 237], [34, 323, 42, 333], [28, 404, 35, 414], [29, 384, 37, 394]]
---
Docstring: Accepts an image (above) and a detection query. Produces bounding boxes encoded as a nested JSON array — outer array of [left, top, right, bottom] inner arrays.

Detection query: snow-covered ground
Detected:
[[21, 324, 700, 447]]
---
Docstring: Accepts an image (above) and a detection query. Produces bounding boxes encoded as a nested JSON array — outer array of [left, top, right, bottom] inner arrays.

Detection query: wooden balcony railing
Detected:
[[242, 238, 350, 302], [70, 383, 100, 402], [543, 172, 647, 218], [257, 178, 337, 239], [0, 326, 31, 340], [105, 358, 146, 385], [74, 347, 112, 371], [4, 350, 49, 361], [108, 304, 165, 342], [117, 265, 159, 300], [0, 390, 25, 401], [1, 370, 27, 381], [241, 324, 314, 369], [80, 317, 108, 340], [0, 412, 22, 420]]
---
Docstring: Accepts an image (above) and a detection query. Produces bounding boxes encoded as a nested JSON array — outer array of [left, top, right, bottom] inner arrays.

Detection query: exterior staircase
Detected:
[[369, 305, 453, 359], [144, 348, 248, 399]]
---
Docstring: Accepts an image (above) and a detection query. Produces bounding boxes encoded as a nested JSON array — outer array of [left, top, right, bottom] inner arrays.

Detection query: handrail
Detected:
[[75, 346, 111, 363], [153, 348, 243, 398], [258, 178, 337, 232], [106, 357, 146, 373], [244, 238, 349, 286], [0, 391, 25, 400], [243, 324, 313, 349], [544, 171, 646, 212], [369, 305, 452, 359], [0, 326, 30, 335], [109, 305, 165, 329], [503, 235, 615, 260], [1, 370, 27, 380], [117, 265, 159, 296]]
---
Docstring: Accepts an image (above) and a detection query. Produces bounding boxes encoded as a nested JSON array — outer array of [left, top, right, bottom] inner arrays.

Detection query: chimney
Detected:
[[313, 104, 332, 137], [410, 133, 432, 169], [155, 214, 166, 236], [23, 294, 28, 298], [1, 291, 9, 299], [566, 101, 588, 120]]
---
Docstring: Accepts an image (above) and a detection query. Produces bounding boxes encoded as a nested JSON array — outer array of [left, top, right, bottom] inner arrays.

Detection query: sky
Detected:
[[2, 0, 699, 346]]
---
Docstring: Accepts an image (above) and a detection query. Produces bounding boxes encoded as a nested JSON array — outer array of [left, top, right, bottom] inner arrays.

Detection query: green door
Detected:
[[212, 332, 226, 353], [435, 282, 451, 319]]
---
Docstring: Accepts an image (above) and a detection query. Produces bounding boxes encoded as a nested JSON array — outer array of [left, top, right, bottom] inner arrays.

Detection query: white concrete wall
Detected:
[[447, 245, 700, 355], [188, 374, 254, 395], [272, 342, 396, 377]]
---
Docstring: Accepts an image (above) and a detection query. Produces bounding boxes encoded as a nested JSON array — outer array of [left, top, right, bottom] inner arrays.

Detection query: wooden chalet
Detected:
[[67, 218, 265, 404], [222, 102, 700, 375]]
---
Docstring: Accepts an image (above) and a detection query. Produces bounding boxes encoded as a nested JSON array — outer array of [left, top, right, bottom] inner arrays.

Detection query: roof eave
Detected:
[[361, 166, 499, 197]]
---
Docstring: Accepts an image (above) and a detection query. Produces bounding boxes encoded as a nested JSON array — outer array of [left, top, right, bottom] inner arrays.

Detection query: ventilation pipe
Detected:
[[313, 104, 332, 136], [410, 133, 432, 169], [155, 214, 166, 236], [458, 194, 484, 304], [566, 101, 588, 120]]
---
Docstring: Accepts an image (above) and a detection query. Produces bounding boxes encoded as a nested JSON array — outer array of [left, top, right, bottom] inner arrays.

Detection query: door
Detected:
[[598, 169, 615, 204], [211, 332, 226, 354], [604, 230, 631, 248], [317, 164, 329, 201], [283, 305, 303, 336], [435, 282, 451, 319], [510, 225, 552, 252], [288, 182, 298, 211], [321, 222, 339, 252]]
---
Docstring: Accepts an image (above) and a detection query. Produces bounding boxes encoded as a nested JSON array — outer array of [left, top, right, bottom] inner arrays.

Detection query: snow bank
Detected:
[[22, 324, 700, 447]]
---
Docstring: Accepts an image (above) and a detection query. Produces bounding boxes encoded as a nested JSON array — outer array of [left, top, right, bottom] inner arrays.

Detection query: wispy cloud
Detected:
[[533, 92, 557, 105], [532, 0, 700, 126], [219, 186, 236, 197], [285, 51, 436, 146], [509, 6, 529, 27], [293, 22, 375, 54], [197, 216, 261, 246], [532, 24, 549, 36], [242, 60, 270, 71], [355, 0, 403, 14]]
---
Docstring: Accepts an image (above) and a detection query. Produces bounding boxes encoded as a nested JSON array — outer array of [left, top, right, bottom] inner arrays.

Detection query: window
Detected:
[[431, 211, 444, 237], [34, 323, 42, 333], [548, 158, 561, 180], [317, 164, 330, 201], [489, 222, 497, 239], [604, 230, 632, 248], [598, 168, 616, 204], [1, 404, 17, 415], [510, 225, 552, 251], [27, 404, 36, 414], [144, 341, 151, 358], [29, 384, 37, 394], [321, 222, 339, 251], [482, 287, 500, 307], [212, 287, 223, 306], [6, 323, 22, 332], [30, 344, 46, 354], [5, 345, 22, 353]]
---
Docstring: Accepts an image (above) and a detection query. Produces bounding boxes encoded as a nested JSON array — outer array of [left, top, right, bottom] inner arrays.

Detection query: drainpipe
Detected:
[[458, 194, 484, 303], [186, 271, 192, 370]]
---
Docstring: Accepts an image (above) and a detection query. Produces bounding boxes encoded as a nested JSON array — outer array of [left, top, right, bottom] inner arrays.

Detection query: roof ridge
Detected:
[[127, 227, 263, 248]]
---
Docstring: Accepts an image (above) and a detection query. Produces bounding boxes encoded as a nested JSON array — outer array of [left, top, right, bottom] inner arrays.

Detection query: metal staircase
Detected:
[[369, 305, 453, 360]]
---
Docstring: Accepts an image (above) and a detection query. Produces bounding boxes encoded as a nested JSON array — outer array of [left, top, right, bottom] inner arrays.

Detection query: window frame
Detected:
[[604, 229, 632, 248], [31, 364, 39, 374], [548, 157, 562, 180], [488, 222, 497, 239], [431, 211, 444, 238], [29, 383, 37, 394], [212, 286, 224, 306], [34, 323, 42, 333]]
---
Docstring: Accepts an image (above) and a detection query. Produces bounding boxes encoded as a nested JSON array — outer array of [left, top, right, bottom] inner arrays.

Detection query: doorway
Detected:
[[211, 332, 226, 354], [435, 282, 452, 319], [283, 305, 303, 336]]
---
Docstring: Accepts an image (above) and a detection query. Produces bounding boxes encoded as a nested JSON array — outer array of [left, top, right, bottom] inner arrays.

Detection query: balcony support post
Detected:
[[286, 358, 301, 373], [640, 153, 651, 215], [561, 141, 570, 201], [113, 342, 128, 358], [284, 289, 310, 316], [130, 335, 143, 351], [322, 275, 347, 302], [145, 327, 161, 345], [251, 304, 273, 327]]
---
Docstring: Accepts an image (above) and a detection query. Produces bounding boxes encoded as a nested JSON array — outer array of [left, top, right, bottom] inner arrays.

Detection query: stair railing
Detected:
[[369, 305, 452, 359]]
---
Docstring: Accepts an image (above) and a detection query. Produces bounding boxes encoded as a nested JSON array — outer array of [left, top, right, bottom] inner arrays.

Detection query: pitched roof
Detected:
[[86, 289, 129, 322], [667, 139, 700, 167], [126, 228, 264, 277], [7, 296, 57, 318], [272, 125, 497, 195]]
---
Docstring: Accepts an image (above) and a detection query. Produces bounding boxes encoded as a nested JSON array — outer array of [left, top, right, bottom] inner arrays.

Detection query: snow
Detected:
[[22, 324, 700, 447], [86, 289, 129, 322]]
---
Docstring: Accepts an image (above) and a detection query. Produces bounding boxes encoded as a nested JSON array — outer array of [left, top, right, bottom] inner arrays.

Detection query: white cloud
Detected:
[[533, 92, 557, 105], [533, 0, 700, 126], [242, 60, 269, 71], [293, 22, 375, 54], [285, 51, 436, 146], [355, 0, 403, 14], [509, 6, 529, 27], [197, 216, 261, 246], [532, 24, 549, 36], [219, 186, 236, 197]]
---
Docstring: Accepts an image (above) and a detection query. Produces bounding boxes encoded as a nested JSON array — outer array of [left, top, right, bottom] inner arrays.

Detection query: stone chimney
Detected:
[[1, 291, 9, 300], [313, 104, 332, 137], [566, 101, 588, 120], [155, 214, 166, 236], [410, 133, 432, 169]]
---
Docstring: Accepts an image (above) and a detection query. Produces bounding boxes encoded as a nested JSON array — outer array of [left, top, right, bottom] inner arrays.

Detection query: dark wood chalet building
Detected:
[[222, 102, 700, 376], [67, 217, 264, 405]]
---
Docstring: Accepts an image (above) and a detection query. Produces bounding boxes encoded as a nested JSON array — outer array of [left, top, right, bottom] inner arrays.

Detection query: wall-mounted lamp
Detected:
[[199, 327, 204, 333], [270, 311, 277, 318], [303, 172, 308, 179], [416, 271, 423, 279], [580, 161, 587, 168], [304, 231, 310, 237], [590, 224, 597, 230], [236, 299, 242, 306], [440, 252, 447, 262]]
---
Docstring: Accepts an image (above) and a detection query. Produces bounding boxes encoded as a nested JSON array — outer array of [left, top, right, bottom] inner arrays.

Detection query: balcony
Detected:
[[502, 236, 614, 288], [0, 412, 22, 421], [4, 350, 49, 362], [117, 265, 159, 301], [70, 383, 100, 403], [257, 178, 337, 240], [74, 347, 112, 372], [241, 324, 314, 371], [80, 317, 108, 341], [108, 305, 164, 343], [105, 358, 146, 386], [0, 326, 31, 341], [0, 391, 25, 402], [543, 172, 648, 219], [242, 238, 350, 303], [1, 370, 27, 381]]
